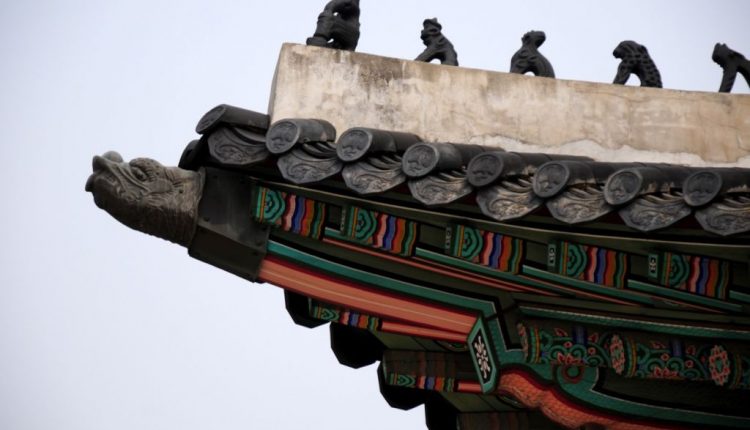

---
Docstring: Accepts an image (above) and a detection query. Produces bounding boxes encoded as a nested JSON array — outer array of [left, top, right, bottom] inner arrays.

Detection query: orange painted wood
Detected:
[[260, 256, 477, 335], [497, 370, 679, 430]]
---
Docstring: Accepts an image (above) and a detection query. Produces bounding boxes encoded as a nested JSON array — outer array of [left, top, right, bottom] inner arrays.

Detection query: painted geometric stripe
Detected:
[[253, 186, 326, 239], [648, 253, 730, 300], [447, 225, 524, 274], [550, 242, 627, 288], [386, 373, 457, 392], [309, 302, 381, 331], [342, 206, 417, 256], [381, 351, 477, 393]]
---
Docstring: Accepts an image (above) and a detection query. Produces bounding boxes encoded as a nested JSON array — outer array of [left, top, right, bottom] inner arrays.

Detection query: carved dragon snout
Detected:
[[85, 151, 204, 247]]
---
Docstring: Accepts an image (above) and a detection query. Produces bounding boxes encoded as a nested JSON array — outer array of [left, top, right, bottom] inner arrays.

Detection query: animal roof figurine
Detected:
[[713, 43, 750, 93], [510, 30, 555, 78], [612, 40, 663, 88], [414, 18, 458, 66], [306, 0, 361, 51]]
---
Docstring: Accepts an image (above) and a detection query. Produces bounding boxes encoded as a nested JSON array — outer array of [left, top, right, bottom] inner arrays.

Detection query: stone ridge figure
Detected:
[[713, 43, 750, 93], [415, 18, 458, 66], [612, 41, 663, 88], [306, 0, 361, 51], [510, 31, 555, 78]]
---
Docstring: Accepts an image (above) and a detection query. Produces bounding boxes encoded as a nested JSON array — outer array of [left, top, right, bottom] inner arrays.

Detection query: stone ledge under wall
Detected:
[[268, 43, 750, 167]]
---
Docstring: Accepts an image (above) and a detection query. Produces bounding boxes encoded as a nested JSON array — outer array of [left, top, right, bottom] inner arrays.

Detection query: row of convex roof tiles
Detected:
[[181, 105, 750, 237]]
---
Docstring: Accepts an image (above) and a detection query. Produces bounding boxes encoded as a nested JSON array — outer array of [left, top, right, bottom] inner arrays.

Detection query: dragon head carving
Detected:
[[85, 151, 204, 247]]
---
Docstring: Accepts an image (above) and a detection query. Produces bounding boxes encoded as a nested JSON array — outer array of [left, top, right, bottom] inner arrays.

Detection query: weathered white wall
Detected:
[[269, 44, 750, 167]]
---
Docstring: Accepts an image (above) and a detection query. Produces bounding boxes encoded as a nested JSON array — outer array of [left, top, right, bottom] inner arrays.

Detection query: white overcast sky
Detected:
[[1, 1, 748, 430]]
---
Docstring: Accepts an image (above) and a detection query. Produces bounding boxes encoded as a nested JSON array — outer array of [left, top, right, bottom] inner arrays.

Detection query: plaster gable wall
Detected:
[[269, 43, 750, 167]]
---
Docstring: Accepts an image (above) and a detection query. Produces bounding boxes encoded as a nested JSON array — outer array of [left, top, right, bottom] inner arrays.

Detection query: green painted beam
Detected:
[[628, 280, 744, 313], [520, 307, 750, 341], [730, 291, 750, 305], [267, 241, 497, 317], [415, 248, 637, 303], [523, 266, 656, 306]]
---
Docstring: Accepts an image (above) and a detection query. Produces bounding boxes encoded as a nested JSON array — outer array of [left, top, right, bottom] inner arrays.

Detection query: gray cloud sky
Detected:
[[1, 1, 748, 429]]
